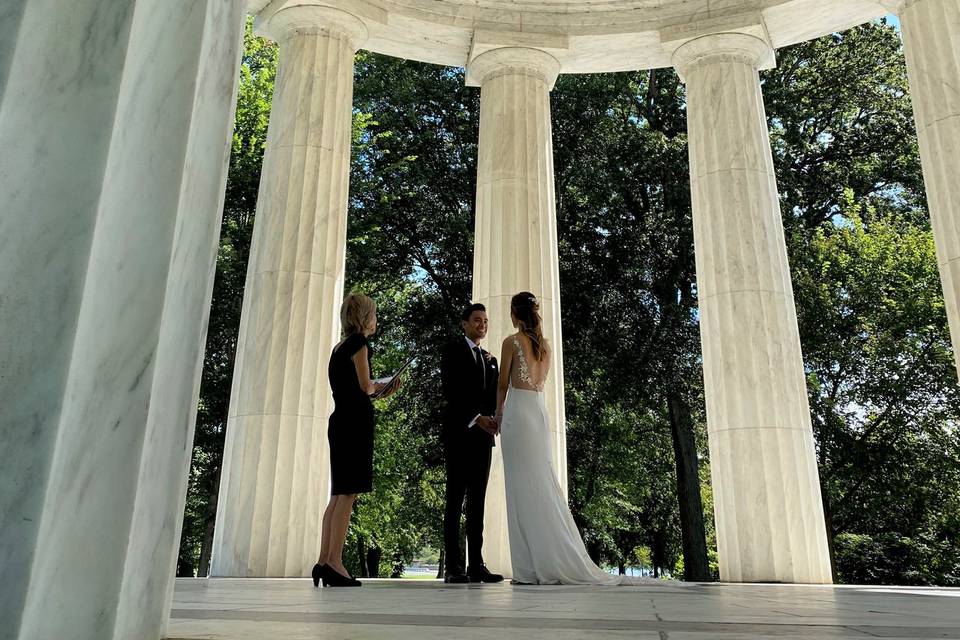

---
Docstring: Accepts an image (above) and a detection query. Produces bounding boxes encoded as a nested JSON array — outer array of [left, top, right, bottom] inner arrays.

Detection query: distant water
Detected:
[[402, 565, 439, 579]]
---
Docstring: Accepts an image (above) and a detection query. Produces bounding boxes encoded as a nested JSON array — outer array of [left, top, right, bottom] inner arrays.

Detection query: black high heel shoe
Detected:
[[312, 563, 325, 588], [321, 564, 362, 587]]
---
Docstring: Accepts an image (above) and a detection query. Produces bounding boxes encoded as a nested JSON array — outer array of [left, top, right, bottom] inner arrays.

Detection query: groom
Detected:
[[439, 303, 504, 584]]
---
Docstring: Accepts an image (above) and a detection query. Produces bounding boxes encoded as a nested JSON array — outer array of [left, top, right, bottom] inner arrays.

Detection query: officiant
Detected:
[[313, 292, 401, 588]]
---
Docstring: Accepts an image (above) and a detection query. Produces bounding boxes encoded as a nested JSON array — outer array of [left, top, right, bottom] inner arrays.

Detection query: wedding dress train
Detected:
[[500, 386, 641, 585]]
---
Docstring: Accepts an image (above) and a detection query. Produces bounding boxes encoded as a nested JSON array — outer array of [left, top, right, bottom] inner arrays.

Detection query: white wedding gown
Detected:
[[500, 336, 639, 585]]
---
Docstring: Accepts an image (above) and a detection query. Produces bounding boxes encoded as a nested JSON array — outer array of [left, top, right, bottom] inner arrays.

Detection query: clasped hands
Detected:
[[476, 415, 501, 436]]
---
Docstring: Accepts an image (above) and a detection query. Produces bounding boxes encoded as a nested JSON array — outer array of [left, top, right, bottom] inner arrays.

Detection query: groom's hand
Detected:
[[476, 416, 497, 435]]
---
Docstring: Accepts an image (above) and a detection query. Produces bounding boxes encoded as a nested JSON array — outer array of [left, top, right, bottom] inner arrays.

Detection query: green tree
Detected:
[[764, 20, 925, 232], [791, 201, 960, 584]]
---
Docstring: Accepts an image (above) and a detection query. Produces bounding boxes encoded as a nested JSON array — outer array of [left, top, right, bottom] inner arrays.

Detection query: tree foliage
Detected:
[[792, 203, 960, 584]]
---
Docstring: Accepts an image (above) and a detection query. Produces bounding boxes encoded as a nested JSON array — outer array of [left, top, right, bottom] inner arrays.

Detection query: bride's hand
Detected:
[[476, 416, 496, 435]]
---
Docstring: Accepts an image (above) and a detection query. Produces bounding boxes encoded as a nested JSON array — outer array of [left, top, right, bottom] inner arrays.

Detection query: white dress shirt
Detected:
[[466, 336, 483, 428]]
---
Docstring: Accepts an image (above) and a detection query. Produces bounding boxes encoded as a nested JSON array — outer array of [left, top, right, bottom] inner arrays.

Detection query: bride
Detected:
[[494, 292, 638, 585]]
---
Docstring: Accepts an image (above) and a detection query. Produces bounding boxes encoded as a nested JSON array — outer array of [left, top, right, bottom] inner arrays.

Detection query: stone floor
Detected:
[[167, 577, 960, 639]]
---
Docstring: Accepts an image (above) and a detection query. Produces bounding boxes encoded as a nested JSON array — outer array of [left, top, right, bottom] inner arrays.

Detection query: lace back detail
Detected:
[[512, 335, 545, 392]]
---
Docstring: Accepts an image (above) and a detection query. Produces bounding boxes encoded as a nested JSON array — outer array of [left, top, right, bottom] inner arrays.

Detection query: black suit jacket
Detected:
[[440, 338, 498, 448]]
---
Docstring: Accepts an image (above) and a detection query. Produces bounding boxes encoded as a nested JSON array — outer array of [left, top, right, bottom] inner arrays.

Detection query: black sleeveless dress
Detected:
[[327, 333, 375, 495]]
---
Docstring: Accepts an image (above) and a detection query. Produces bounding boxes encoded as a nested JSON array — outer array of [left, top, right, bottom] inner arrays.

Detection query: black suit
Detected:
[[440, 337, 498, 573]]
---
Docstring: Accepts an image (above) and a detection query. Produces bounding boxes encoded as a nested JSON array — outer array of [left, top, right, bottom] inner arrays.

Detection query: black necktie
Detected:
[[473, 346, 485, 388]]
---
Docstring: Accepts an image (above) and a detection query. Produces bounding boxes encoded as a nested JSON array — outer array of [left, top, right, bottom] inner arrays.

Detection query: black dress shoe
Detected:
[[312, 563, 324, 587], [321, 564, 362, 587], [443, 572, 470, 584], [467, 564, 504, 583]]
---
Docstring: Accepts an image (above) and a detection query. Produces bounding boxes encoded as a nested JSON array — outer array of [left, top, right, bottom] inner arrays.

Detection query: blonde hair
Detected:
[[340, 292, 376, 336]]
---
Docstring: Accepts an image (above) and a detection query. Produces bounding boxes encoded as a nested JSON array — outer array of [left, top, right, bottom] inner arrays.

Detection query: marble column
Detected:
[[210, 5, 365, 578], [886, 0, 960, 375], [673, 33, 832, 584], [0, 1, 246, 639], [467, 47, 567, 578]]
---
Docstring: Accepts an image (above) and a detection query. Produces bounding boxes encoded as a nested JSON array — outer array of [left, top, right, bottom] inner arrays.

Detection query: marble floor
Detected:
[[168, 577, 960, 639]]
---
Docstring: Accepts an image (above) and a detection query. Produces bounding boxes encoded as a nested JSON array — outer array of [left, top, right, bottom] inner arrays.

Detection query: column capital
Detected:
[[671, 33, 775, 83], [466, 47, 561, 90], [878, 0, 904, 12], [266, 5, 368, 51], [877, 0, 921, 14]]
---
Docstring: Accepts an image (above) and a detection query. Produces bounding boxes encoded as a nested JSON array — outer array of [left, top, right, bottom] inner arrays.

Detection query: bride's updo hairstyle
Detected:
[[511, 291, 547, 360]]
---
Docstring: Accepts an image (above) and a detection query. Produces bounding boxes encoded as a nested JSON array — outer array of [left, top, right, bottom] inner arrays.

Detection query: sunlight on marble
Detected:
[[167, 578, 960, 639]]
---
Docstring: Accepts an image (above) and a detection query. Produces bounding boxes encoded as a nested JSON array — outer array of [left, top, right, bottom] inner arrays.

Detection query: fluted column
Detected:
[[467, 47, 566, 578], [674, 33, 832, 584], [0, 1, 245, 638], [211, 5, 365, 578], [884, 0, 960, 374]]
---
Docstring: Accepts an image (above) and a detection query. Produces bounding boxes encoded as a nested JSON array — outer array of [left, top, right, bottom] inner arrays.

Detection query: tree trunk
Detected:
[[667, 392, 712, 581], [197, 470, 220, 577], [356, 534, 369, 578], [390, 552, 405, 579], [197, 517, 216, 577], [818, 411, 839, 583], [651, 529, 667, 579], [822, 489, 838, 583], [618, 561, 626, 575], [437, 548, 445, 579], [366, 546, 382, 578], [176, 551, 195, 577]]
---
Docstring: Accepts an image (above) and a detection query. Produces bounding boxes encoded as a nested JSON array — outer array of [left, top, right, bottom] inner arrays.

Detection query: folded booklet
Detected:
[[371, 355, 417, 399]]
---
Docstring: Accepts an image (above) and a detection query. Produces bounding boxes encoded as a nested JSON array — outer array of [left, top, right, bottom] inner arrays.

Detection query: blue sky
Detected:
[[886, 13, 901, 29]]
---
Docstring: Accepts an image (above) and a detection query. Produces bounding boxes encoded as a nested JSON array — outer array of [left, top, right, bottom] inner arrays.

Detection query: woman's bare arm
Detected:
[[352, 346, 378, 395], [353, 347, 402, 398], [494, 337, 513, 423], [543, 341, 552, 379]]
